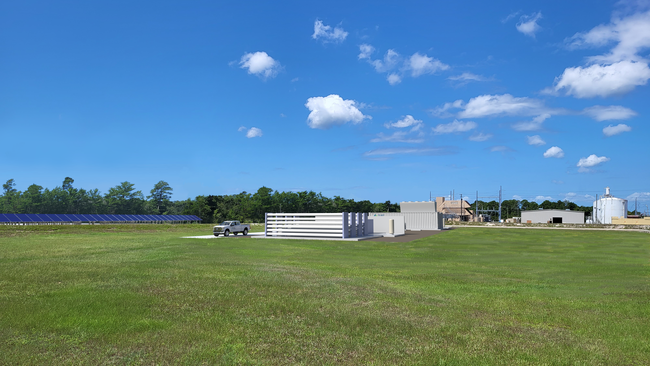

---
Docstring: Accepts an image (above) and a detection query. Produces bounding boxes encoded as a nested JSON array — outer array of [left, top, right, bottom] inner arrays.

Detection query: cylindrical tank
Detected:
[[593, 187, 627, 224]]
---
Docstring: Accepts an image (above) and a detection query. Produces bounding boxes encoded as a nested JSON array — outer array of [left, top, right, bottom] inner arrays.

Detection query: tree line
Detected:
[[469, 199, 593, 221], [0, 178, 400, 223], [1, 177, 598, 223]]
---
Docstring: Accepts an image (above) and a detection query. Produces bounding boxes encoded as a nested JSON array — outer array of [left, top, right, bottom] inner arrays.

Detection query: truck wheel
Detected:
[[243, 228, 248, 236], [224, 230, 229, 237], [214, 233, 219, 237]]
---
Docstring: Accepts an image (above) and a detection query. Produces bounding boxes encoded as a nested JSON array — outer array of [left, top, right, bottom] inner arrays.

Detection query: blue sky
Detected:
[[1, 0, 649, 207]]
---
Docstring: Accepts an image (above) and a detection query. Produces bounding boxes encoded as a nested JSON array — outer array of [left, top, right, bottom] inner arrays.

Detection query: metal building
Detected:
[[370, 201, 444, 230], [521, 209, 585, 224], [593, 187, 627, 224]]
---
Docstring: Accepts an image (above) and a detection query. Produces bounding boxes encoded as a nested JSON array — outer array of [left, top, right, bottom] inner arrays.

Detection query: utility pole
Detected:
[[475, 191, 478, 222], [498, 186, 502, 222], [460, 194, 463, 222]]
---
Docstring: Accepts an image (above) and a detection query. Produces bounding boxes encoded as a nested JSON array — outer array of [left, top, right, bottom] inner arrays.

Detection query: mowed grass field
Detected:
[[1, 225, 649, 365]]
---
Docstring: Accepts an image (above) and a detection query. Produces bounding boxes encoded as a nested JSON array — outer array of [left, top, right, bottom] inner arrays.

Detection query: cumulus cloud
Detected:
[[457, 94, 550, 119], [305, 94, 370, 129], [582, 105, 638, 121], [246, 127, 263, 138], [550, 61, 650, 98], [550, 10, 650, 98], [433, 120, 477, 134], [577, 154, 610, 172], [516, 12, 543, 38], [238, 126, 263, 138], [543, 146, 564, 158], [239, 51, 281, 79], [527, 135, 546, 146], [312, 20, 348, 43], [408, 52, 449, 77], [565, 10, 650, 64], [603, 123, 632, 136], [535, 195, 553, 201], [447, 72, 492, 86], [387, 73, 402, 85], [512, 114, 550, 131], [370, 131, 424, 144], [469, 132, 493, 142], [358, 44, 375, 60], [385, 115, 423, 129], [359, 46, 448, 85]]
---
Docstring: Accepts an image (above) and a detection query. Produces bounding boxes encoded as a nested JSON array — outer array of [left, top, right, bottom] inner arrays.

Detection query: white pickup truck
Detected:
[[213, 220, 250, 236]]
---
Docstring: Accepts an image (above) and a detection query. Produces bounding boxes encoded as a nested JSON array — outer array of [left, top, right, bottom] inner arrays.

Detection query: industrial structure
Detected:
[[370, 201, 444, 230], [521, 209, 585, 224], [593, 187, 627, 224], [435, 197, 475, 221]]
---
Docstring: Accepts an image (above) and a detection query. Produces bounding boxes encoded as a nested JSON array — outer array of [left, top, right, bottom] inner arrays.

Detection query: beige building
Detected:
[[611, 216, 650, 225], [435, 197, 475, 221]]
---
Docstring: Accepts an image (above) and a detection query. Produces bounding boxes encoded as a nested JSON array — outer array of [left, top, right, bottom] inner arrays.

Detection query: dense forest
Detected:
[[0, 178, 399, 223], [1, 177, 595, 223]]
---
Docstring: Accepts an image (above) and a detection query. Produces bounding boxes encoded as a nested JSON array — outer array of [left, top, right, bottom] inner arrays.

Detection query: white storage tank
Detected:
[[593, 187, 627, 224]]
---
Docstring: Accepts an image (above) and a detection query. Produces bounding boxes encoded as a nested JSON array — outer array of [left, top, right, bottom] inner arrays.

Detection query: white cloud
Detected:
[[246, 127, 263, 138], [502, 11, 521, 23], [516, 12, 543, 38], [237, 126, 246, 132], [566, 10, 650, 64], [527, 135, 546, 146], [239, 51, 281, 79], [582, 105, 638, 121], [312, 20, 348, 43], [433, 120, 477, 134], [429, 99, 464, 118], [371, 49, 400, 73], [469, 132, 493, 142], [447, 72, 492, 86], [627, 192, 650, 202], [387, 73, 402, 85], [603, 123, 632, 136], [544, 146, 564, 158], [551, 61, 650, 98], [458, 94, 549, 119], [364, 147, 455, 156], [358, 44, 375, 60], [490, 145, 515, 153], [512, 194, 523, 201], [370, 131, 424, 144], [385, 115, 422, 129], [408, 52, 449, 77], [577, 154, 610, 172], [305, 94, 369, 129], [535, 195, 553, 201], [550, 10, 650, 98], [512, 114, 550, 131]]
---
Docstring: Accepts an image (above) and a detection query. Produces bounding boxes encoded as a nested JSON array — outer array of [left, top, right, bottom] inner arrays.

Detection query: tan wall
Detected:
[[611, 216, 650, 225]]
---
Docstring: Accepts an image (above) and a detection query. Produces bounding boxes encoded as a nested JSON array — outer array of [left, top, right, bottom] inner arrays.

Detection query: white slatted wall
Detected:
[[265, 213, 368, 238]]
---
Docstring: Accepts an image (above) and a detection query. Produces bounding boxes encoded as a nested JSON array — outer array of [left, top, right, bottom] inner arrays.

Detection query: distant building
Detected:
[[435, 197, 475, 221], [521, 209, 584, 224]]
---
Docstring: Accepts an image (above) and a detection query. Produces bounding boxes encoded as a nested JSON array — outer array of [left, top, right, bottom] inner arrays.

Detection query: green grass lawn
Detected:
[[1, 225, 648, 365]]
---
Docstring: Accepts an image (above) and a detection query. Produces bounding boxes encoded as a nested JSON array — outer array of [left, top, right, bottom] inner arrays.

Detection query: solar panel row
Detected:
[[0, 214, 202, 223]]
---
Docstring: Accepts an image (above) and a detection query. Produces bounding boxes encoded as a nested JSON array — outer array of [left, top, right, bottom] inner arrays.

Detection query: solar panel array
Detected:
[[0, 214, 202, 223]]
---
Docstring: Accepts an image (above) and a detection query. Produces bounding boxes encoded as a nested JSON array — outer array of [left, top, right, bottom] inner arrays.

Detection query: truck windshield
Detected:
[[220, 222, 231, 226]]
